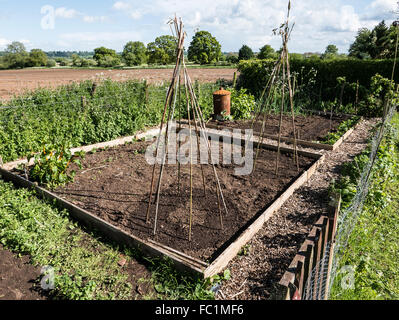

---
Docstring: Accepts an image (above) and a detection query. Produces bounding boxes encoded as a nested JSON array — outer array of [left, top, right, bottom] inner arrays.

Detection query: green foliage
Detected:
[[329, 115, 399, 300], [349, 20, 399, 60], [25, 145, 85, 189], [321, 116, 361, 145], [93, 47, 121, 67], [2, 41, 28, 69], [226, 54, 239, 64], [257, 44, 277, 60], [230, 88, 256, 120], [237, 58, 399, 111], [0, 180, 133, 300], [46, 59, 56, 68], [142, 256, 215, 300], [238, 45, 254, 61], [321, 44, 339, 60], [188, 31, 222, 65], [122, 41, 148, 66], [0, 80, 218, 163], [26, 49, 48, 67], [147, 35, 177, 65], [358, 74, 399, 117]]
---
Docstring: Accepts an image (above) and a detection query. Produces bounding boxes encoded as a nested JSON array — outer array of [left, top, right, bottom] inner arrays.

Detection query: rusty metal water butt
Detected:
[[213, 87, 231, 119]]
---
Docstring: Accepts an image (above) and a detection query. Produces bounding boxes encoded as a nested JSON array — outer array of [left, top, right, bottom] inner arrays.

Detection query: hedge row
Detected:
[[237, 58, 399, 104]]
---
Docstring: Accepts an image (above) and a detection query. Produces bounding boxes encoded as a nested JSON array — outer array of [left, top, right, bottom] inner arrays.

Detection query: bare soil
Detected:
[[0, 245, 44, 300], [53, 139, 315, 261], [0, 68, 237, 100], [208, 114, 350, 142]]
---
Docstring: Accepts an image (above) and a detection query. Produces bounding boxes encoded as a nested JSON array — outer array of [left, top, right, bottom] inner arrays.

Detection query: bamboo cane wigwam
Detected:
[[145, 17, 228, 241], [249, 0, 300, 176]]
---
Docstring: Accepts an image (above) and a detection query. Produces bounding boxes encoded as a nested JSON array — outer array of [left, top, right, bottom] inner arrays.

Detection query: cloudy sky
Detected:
[[0, 0, 398, 54]]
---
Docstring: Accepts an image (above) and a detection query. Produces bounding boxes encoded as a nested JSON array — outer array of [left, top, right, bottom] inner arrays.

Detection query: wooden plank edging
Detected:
[[278, 195, 342, 299], [203, 153, 325, 278], [1, 126, 165, 171], [1, 125, 325, 279], [0, 166, 207, 275]]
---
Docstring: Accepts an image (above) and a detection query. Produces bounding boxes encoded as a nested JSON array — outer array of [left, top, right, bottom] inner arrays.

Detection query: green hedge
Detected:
[[238, 58, 399, 104]]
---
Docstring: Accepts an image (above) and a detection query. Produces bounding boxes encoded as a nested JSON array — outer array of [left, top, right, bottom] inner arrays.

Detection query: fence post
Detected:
[[324, 194, 342, 300], [303, 243, 314, 298], [312, 228, 322, 300], [317, 217, 329, 299]]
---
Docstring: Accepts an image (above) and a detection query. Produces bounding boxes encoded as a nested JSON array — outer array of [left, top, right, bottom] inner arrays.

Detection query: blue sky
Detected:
[[0, 0, 398, 54]]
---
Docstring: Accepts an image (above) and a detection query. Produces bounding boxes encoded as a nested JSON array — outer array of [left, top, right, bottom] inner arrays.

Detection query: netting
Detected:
[[302, 102, 397, 300]]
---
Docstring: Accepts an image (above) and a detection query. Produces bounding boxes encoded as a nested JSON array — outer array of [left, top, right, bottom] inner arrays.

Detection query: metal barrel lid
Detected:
[[213, 87, 231, 96]]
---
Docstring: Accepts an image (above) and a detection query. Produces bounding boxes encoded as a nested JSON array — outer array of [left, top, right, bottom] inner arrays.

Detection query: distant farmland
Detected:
[[0, 68, 237, 100]]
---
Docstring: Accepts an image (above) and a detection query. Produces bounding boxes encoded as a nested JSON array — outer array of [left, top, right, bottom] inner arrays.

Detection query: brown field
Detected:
[[0, 68, 237, 100]]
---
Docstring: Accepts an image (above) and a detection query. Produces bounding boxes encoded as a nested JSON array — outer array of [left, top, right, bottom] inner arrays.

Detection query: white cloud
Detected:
[[0, 37, 10, 48], [130, 10, 143, 20], [113, 1, 131, 10]]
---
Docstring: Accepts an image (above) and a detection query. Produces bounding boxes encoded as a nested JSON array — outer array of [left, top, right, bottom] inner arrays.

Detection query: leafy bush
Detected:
[[25, 145, 85, 189], [238, 58, 399, 108], [321, 116, 361, 145], [230, 88, 256, 120], [0, 80, 219, 163]]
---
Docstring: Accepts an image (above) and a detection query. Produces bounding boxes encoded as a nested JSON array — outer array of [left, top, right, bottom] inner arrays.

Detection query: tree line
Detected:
[[1, 20, 398, 70]]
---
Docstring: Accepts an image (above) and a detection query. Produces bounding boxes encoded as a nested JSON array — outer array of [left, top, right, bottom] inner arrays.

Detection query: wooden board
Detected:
[[204, 153, 325, 278], [0, 125, 325, 279], [180, 117, 360, 151], [0, 166, 207, 275], [1, 126, 165, 171]]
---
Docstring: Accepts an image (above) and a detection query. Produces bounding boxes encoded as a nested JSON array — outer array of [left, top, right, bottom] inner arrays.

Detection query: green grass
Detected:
[[329, 113, 399, 300], [0, 179, 221, 300], [0, 180, 133, 300]]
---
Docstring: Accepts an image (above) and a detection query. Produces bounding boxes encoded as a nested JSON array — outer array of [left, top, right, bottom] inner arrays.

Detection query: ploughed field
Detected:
[[0, 68, 237, 100], [207, 114, 351, 142], [0, 68, 237, 99], [51, 138, 315, 261]]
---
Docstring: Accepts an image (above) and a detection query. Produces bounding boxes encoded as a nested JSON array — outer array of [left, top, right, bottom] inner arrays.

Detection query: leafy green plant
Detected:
[[230, 88, 256, 120], [0, 180, 134, 300], [321, 116, 361, 145], [26, 144, 85, 188], [330, 114, 399, 300]]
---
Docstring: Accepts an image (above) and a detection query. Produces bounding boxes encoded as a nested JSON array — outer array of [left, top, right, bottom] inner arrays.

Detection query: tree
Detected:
[[321, 44, 339, 59], [122, 41, 147, 66], [93, 47, 120, 67], [3, 41, 28, 69], [370, 20, 390, 59], [349, 28, 372, 59], [147, 35, 177, 65], [348, 21, 399, 59], [187, 31, 222, 65], [257, 44, 276, 59], [238, 45, 254, 60], [27, 49, 48, 67], [226, 53, 239, 64]]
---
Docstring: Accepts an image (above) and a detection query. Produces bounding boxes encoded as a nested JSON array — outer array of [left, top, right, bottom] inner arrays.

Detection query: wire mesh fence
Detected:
[[279, 100, 397, 300], [302, 102, 397, 300]]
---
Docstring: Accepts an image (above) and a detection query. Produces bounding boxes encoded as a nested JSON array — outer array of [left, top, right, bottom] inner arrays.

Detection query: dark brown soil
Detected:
[[54, 139, 315, 261], [208, 114, 350, 142], [0, 245, 44, 300]]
